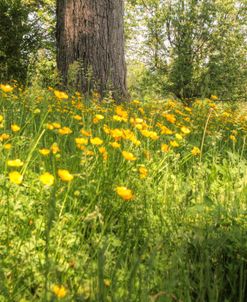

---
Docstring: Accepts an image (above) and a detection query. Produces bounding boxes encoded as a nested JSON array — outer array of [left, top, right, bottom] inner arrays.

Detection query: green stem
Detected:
[[200, 108, 213, 162]]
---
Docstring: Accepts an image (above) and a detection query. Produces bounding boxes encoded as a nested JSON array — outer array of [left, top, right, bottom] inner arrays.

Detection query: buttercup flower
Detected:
[[75, 137, 88, 145], [170, 140, 179, 148], [115, 186, 134, 201], [93, 114, 104, 123], [191, 146, 201, 156], [39, 148, 51, 156], [139, 166, 148, 179], [40, 172, 54, 186], [3, 143, 11, 150], [0, 84, 13, 93], [0, 133, 10, 141], [54, 90, 69, 100], [161, 144, 169, 152], [50, 143, 60, 154], [122, 151, 136, 161], [229, 135, 237, 142], [9, 171, 23, 184], [52, 284, 67, 298], [109, 141, 121, 149], [7, 159, 24, 167], [52, 122, 61, 129], [58, 169, 73, 182], [58, 127, 72, 135], [11, 124, 20, 132], [180, 126, 190, 134], [90, 137, 103, 145]]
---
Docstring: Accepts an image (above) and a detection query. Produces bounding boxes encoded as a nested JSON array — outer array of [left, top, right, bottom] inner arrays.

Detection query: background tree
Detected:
[[0, 0, 55, 84], [126, 0, 247, 100], [56, 0, 128, 100], [0, 0, 35, 82]]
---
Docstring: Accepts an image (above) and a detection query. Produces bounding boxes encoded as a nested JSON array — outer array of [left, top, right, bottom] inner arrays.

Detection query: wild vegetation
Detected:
[[0, 0, 247, 301], [0, 84, 246, 301]]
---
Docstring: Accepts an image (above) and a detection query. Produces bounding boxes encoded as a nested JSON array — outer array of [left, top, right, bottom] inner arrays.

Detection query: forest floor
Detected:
[[0, 84, 247, 302]]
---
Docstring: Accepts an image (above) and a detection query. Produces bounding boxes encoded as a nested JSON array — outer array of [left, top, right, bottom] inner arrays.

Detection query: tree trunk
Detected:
[[56, 0, 128, 101]]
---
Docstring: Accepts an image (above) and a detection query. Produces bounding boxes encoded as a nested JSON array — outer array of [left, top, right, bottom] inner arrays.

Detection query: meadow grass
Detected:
[[0, 84, 246, 302]]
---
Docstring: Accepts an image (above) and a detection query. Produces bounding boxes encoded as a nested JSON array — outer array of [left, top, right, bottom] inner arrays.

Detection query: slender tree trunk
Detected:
[[56, 0, 128, 101]]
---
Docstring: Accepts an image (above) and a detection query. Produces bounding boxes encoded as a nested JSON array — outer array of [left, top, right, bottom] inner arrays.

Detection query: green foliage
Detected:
[[127, 60, 169, 100], [0, 0, 55, 84], [0, 0, 33, 82], [126, 0, 247, 100], [27, 49, 59, 88]]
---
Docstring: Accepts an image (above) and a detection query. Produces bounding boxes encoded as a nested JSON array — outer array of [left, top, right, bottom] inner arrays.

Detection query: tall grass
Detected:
[[0, 84, 246, 301]]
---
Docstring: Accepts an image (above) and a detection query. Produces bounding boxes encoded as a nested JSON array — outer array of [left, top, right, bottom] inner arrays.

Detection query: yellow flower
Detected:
[[93, 114, 104, 123], [122, 151, 136, 161], [180, 126, 190, 134], [52, 122, 61, 129], [185, 106, 192, 112], [103, 124, 111, 134], [80, 129, 92, 137], [34, 108, 41, 114], [58, 127, 72, 135], [115, 106, 128, 120], [130, 137, 141, 146], [9, 171, 23, 185], [109, 141, 121, 148], [229, 135, 237, 142], [170, 140, 179, 148], [3, 143, 11, 150], [191, 146, 201, 156], [184, 117, 191, 122], [0, 84, 13, 93], [58, 169, 73, 182], [210, 95, 218, 101], [175, 133, 183, 140], [99, 147, 108, 160], [157, 124, 173, 135], [0, 133, 10, 141], [99, 147, 106, 154], [90, 137, 103, 145], [7, 159, 24, 167], [50, 143, 60, 154], [113, 115, 125, 122], [115, 186, 134, 201], [11, 124, 20, 132], [84, 150, 94, 156], [163, 113, 176, 124], [52, 284, 67, 298], [54, 90, 69, 100], [161, 144, 169, 152], [135, 124, 143, 130], [135, 118, 144, 124], [0, 115, 4, 123], [73, 115, 82, 121], [110, 128, 123, 140], [139, 166, 148, 179], [40, 172, 54, 186], [77, 144, 86, 151], [39, 148, 50, 156], [46, 123, 54, 130], [141, 130, 159, 140], [75, 137, 88, 145], [138, 107, 145, 115]]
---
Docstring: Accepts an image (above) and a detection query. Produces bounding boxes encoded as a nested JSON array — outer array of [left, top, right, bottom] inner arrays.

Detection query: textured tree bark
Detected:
[[56, 0, 128, 101]]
